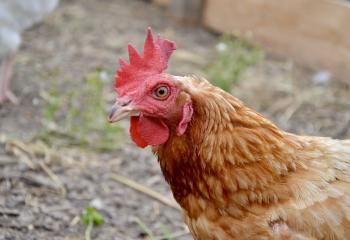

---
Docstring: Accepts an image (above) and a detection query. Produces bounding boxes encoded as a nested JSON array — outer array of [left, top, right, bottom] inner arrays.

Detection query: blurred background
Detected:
[[0, 0, 349, 239]]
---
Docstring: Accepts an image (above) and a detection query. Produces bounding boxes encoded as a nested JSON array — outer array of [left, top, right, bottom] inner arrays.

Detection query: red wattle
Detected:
[[130, 116, 148, 148], [129, 115, 169, 148]]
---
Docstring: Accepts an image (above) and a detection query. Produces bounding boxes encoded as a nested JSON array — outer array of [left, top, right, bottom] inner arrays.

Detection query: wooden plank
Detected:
[[203, 0, 350, 80]]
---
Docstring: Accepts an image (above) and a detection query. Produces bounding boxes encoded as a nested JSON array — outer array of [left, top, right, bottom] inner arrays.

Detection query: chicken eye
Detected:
[[153, 85, 170, 100]]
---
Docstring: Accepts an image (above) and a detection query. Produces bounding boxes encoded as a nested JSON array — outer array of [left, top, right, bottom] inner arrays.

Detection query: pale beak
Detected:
[[108, 102, 136, 123]]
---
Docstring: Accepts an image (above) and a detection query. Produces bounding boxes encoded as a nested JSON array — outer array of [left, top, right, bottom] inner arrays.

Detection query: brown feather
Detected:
[[153, 76, 350, 240]]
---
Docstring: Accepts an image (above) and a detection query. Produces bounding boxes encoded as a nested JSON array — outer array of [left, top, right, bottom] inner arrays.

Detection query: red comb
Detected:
[[115, 27, 176, 96]]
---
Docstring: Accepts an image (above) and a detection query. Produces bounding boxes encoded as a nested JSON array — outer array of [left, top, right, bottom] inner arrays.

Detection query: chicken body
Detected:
[[0, 0, 59, 103], [109, 29, 350, 240], [154, 76, 350, 240]]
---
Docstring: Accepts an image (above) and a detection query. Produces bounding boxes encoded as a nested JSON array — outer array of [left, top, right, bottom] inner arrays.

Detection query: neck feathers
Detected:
[[155, 76, 302, 210]]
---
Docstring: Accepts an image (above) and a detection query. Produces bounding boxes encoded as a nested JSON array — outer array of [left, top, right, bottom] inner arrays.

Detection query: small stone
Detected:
[[90, 198, 104, 210], [216, 42, 227, 52], [312, 70, 332, 85]]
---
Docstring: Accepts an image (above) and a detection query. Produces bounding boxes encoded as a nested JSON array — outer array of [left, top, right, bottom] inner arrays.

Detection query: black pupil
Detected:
[[158, 88, 166, 95]]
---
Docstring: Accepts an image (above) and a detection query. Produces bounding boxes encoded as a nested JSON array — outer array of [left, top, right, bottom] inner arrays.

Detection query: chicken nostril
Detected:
[[120, 100, 131, 106]]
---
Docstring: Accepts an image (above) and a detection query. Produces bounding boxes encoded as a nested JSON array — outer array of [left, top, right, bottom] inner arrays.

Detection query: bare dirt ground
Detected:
[[0, 0, 350, 239]]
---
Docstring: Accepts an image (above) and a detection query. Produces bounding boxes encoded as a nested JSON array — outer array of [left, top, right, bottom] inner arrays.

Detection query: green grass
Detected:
[[206, 35, 264, 92], [39, 68, 122, 151], [81, 206, 104, 240]]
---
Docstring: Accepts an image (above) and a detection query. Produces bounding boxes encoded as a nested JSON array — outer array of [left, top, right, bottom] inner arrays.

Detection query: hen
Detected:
[[0, 0, 59, 104], [109, 28, 350, 240]]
